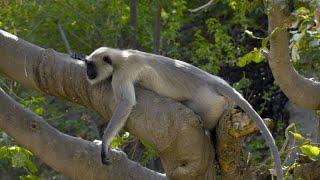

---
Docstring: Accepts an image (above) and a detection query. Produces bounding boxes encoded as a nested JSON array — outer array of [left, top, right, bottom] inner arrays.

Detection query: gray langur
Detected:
[[84, 47, 283, 180]]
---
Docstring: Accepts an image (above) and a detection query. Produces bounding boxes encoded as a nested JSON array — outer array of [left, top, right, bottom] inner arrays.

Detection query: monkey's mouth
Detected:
[[85, 61, 97, 80]]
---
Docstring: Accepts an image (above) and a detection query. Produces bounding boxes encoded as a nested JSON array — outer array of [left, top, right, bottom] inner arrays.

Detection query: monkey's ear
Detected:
[[103, 56, 112, 65]]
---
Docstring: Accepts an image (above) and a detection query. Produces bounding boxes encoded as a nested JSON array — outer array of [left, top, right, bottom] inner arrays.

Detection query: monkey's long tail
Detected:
[[215, 82, 283, 180]]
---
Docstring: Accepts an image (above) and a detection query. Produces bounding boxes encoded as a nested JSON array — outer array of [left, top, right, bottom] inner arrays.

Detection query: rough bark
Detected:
[[268, 1, 320, 110], [0, 30, 215, 179], [216, 110, 274, 180], [0, 87, 165, 180]]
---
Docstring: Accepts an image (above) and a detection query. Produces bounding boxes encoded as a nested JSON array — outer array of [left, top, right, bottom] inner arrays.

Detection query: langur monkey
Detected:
[[84, 47, 283, 180]]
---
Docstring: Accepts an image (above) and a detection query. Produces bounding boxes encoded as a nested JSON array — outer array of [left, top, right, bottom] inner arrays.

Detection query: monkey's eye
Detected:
[[103, 56, 112, 65]]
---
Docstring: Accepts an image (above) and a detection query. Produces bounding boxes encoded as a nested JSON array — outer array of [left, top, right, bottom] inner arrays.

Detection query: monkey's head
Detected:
[[85, 47, 114, 84]]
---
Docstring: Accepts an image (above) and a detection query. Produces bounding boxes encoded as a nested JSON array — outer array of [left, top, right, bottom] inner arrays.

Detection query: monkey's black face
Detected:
[[85, 60, 97, 80], [85, 47, 115, 85]]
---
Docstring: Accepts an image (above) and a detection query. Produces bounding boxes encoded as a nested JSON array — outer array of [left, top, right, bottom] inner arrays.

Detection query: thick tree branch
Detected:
[[0, 30, 215, 179], [0, 87, 165, 180], [268, 2, 320, 110]]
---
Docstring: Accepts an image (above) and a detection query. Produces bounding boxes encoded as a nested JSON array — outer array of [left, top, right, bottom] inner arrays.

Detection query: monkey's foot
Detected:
[[101, 147, 111, 165]]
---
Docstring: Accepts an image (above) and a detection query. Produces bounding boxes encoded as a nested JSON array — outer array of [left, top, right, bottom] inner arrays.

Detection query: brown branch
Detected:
[[268, 2, 320, 110], [0, 29, 216, 179], [0, 87, 166, 180]]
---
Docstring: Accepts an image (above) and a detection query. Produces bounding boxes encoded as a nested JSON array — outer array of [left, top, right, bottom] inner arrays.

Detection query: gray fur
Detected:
[[85, 47, 283, 180]]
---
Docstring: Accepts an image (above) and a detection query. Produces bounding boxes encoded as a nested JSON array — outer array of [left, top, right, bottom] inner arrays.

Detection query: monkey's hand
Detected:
[[70, 52, 86, 61], [101, 143, 111, 165], [100, 98, 135, 165]]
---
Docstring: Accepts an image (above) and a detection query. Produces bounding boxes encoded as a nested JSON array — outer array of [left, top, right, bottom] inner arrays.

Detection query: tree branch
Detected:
[[0, 29, 216, 179], [0, 87, 166, 180], [268, 2, 320, 110], [188, 0, 214, 13], [56, 20, 72, 54]]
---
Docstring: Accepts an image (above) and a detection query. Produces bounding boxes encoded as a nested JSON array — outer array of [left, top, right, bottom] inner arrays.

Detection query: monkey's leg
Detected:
[[101, 100, 134, 165], [184, 87, 226, 129]]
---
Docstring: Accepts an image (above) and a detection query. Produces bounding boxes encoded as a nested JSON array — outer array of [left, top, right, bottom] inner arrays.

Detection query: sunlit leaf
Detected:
[[20, 175, 39, 180], [300, 145, 320, 158], [289, 131, 304, 140], [237, 48, 265, 67]]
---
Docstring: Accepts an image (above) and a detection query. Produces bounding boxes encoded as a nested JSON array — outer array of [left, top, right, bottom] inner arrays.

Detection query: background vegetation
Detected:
[[0, 0, 319, 179]]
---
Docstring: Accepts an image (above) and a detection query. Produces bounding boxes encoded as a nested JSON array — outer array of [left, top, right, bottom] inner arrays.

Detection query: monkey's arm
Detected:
[[101, 80, 136, 165], [102, 98, 135, 145]]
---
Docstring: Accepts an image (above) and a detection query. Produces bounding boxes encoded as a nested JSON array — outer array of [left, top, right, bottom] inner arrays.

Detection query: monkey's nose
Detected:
[[86, 62, 97, 79]]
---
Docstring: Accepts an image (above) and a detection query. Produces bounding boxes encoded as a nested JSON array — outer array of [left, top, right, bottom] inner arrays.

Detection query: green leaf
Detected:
[[110, 132, 130, 149], [237, 48, 265, 67], [289, 131, 304, 140], [237, 56, 248, 67], [110, 136, 122, 149], [300, 145, 320, 158], [251, 50, 264, 63], [261, 38, 268, 48], [0, 146, 9, 158], [140, 139, 157, 166], [0, 146, 38, 174], [20, 175, 39, 180], [25, 160, 38, 174], [34, 107, 44, 116]]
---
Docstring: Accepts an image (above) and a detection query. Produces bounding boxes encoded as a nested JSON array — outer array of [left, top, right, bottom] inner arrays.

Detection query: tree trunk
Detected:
[[268, 1, 320, 110]]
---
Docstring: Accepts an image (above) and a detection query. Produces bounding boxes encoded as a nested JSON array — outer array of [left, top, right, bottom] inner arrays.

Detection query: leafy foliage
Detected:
[[237, 48, 265, 68], [111, 132, 131, 149], [290, 130, 320, 159], [0, 146, 38, 179], [139, 140, 158, 166], [289, 3, 320, 79], [0, 0, 319, 178], [189, 18, 238, 73]]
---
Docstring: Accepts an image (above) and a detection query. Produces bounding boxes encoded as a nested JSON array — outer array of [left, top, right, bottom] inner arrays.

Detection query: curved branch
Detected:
[[268, 4, 320, 110], [0, 87, 166, 180], [188, 0, 214, 13], [0, 29, 216, 179]]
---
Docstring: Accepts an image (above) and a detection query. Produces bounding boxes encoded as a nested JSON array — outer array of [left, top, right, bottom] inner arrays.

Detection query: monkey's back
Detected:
[[127, 50, 231, 128], [131, 50, 227, 99]]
